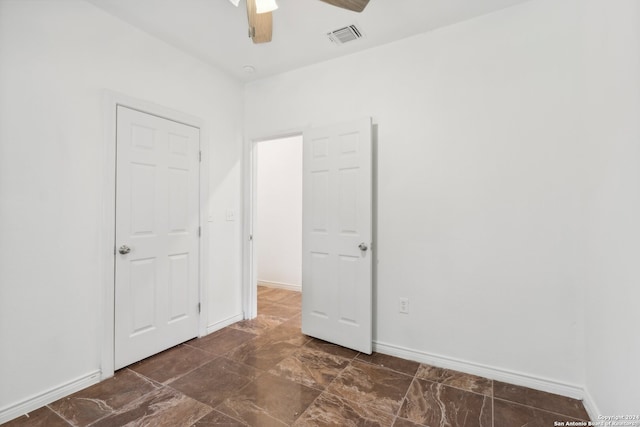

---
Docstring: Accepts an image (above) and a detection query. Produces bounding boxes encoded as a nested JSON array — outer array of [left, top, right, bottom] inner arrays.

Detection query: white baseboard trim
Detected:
[[205, 313, 244, 335], [0, 370, 101, 425], [258, 280, 301, 292], [581, 388, 600, 421], [373, 340, 585, 401]]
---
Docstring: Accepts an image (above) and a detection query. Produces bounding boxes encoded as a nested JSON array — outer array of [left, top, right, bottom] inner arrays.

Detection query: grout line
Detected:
[[413, 365, 495, 398], [46, 404, 75, 427], [412, 373, 493, 399], [327, 352, 354, 389], [353, 354, 420, 378], [291, 391, 322, 424], [211, 409, 252, 427], [395, 374, 416, 420], [493, 397, 590, 421], [492, 380, 495, 427], [191, 408, 249, 427], [319, 356, 408, 423]]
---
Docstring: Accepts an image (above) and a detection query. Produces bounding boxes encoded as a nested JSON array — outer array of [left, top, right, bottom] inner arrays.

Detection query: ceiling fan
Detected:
[[228, 0, 370, 44]]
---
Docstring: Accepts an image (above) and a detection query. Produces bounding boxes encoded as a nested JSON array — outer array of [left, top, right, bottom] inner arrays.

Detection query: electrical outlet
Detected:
[[399, 297, 409, 314]]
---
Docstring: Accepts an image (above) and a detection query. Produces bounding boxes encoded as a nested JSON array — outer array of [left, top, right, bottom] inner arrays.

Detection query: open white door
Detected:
[[302, 117, 373, 354], [114, 106, 200, 369]]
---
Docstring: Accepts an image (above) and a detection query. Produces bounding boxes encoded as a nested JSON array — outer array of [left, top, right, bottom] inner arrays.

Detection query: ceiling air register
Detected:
[[228, 0, 370, 43]]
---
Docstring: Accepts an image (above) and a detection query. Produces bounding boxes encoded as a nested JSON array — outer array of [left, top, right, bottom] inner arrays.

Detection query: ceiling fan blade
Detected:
[[317, 0, 369, 12], [246, 0, 273, 43]]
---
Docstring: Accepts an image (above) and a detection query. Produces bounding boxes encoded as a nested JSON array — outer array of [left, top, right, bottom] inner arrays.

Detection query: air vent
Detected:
[[327, 25, 363, 45]]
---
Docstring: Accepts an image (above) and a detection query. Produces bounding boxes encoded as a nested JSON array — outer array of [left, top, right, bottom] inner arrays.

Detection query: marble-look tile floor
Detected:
[[4, 286, 590, 427]]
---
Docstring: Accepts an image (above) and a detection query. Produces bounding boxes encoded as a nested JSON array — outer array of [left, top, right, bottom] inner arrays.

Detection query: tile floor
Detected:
[[4, 286, 590, 426]]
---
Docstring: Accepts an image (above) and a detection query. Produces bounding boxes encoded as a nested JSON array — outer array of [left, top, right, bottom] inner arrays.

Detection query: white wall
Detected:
[[246, 0, 587, 394], [245, 0, 640, 415], [0, 0, 244, 419], [580, 0, 640, 415], [256, 136, 303, 289]]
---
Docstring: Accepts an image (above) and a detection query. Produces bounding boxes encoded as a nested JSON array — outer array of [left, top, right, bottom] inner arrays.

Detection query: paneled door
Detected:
[[115, 106, 200, 369], [301, 118, 373, 354]]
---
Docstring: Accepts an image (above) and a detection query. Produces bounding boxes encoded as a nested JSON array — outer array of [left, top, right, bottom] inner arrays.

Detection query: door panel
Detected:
[[302, 118, 372, 354], [115, 106, 200, 369]]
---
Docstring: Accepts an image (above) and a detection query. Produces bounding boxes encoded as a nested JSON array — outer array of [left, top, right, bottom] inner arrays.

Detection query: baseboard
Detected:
[[205, 313, 244, 335], [0, 370, 101, 425], [581, 387, 600, 421], [257, 280, 301, 292], [373, 340, 585, 401]]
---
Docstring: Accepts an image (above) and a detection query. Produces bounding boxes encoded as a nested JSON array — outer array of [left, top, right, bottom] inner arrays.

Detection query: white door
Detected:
[[301, 117, 373, 354], [115, 106, 200, 369]]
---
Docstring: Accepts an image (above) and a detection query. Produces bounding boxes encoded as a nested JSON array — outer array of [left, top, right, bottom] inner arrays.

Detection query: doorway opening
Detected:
[[253, 134, 303, 320], [243, 118, 374, 354]]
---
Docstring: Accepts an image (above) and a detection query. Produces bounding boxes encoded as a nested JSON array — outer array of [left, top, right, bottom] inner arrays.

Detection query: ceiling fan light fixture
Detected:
[[255, 0, 278, 13]]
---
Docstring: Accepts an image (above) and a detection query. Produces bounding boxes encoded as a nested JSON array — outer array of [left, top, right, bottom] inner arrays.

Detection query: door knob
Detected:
[[118, 245, 131, 255], [358, 242, 368, 251]]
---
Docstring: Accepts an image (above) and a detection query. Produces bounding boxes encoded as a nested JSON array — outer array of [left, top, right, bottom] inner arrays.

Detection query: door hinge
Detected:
[[198, 302, 201, 314], [198, 226, 201, 237], [199, 151, 202, 162], [249, 234, 253, 241]]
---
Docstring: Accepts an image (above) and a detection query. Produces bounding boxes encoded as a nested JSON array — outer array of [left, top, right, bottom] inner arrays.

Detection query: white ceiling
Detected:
[[86, 0, 532, 82]]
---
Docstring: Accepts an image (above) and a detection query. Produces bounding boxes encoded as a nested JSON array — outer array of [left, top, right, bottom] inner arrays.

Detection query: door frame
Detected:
[[100, 91, 210, 379], [242, 129, 304, 320], [242, 124, 378, 320], [242, 122, 379, 335]]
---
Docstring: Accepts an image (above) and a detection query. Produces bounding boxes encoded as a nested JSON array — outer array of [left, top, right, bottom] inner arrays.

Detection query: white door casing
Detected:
[[114, 106, 200, 369], [301, 117, 373, 354]]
